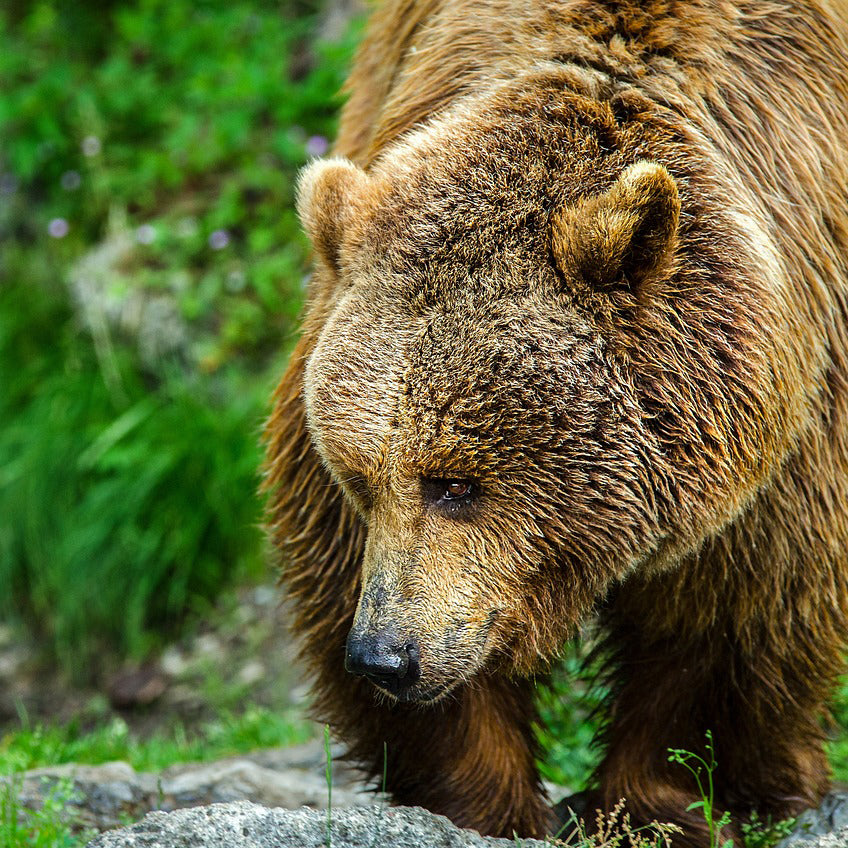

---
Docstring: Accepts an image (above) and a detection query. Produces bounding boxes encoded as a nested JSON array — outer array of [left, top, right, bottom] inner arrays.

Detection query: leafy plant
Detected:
[[1, 775, 94, 848], [536, 643, 604, 790], [740, 812, 796, 848], [668, 731, 732, 848]]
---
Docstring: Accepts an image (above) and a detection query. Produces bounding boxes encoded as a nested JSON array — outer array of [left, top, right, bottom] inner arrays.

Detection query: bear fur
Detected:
[[264, 0, 848, 844]]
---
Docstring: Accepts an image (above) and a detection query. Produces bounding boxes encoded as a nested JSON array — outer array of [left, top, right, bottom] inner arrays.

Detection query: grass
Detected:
[[0, 706, 314, 848], [0, 702, 817, 848], [1, 775, 95, 848], [0, 707, 312, 776], [0, 0, 361, 680], [0, 270, 274, 674]]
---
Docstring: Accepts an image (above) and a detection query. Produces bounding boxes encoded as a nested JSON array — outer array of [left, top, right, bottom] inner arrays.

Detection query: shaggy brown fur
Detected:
[[264, 1, 848, 844]]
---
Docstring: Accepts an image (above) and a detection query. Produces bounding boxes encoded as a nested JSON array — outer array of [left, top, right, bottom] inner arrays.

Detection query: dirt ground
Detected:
[[0, 582, 309, 740]]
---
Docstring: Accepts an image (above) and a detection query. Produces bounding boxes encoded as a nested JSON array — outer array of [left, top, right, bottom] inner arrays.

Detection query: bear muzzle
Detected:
[[345, 626, 422, 698]]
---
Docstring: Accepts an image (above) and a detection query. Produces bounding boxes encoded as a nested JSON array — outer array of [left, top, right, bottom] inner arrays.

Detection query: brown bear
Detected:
[[264, 0, 848, 844]]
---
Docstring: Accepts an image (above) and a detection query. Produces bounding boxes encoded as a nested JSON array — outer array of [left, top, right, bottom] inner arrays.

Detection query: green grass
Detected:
[[0, 0, 360, 679], [1, 775, 95, 848], [2, 671, 844, 848], [0, 707, 312, 848], [0, 270, 274, 673], [825, 675, 848, 782], [0, 707, 312, 776]]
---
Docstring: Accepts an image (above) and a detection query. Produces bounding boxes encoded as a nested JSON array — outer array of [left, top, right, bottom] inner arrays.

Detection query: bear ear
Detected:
[[296, 157, 369, 274], [551, 161, 680, 290]]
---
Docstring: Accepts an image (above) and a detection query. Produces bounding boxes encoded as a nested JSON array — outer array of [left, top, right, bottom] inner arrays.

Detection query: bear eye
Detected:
[[444, 480, 472, 500], [421, 477, 477, 513]]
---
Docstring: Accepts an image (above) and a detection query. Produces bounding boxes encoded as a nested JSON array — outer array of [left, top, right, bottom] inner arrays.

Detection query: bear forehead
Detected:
[[359, 164, 555, 292], [352, 76, 627, 284], [306, 284, 608, 480]]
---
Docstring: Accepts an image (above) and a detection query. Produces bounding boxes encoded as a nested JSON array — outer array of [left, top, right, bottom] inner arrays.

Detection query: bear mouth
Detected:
[[371, 678, 454, 704]]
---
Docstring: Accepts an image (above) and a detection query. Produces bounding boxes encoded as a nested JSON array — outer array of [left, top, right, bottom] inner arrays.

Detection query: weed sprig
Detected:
[[668, 731, 731, 848]]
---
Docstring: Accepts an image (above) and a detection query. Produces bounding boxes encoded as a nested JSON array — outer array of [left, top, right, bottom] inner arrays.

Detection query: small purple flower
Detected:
[[48, 218, 69, 238], [135, 224, 156, 245], [305, 135, 329, 157], [61, 170, 82, 191], [208, 229, 230, 250], [0, 173, 18, 196], [82, 135, 102, 157]]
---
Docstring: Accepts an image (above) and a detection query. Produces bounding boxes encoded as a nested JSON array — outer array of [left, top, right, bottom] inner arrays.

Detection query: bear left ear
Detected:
[[551, 161, 680, 290], [296, 157, 369, 274]]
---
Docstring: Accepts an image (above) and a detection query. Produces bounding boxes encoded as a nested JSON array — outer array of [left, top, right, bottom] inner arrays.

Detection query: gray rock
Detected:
[[783, 826, 848, 848], [83, 800, 551, 847], [68, 216, 190, 370], [778, 795, 848, 848], [3, 744, 376, 832]]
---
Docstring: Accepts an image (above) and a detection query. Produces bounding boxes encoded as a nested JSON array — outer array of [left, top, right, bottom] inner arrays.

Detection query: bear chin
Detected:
[[371, 679, 455, 705]]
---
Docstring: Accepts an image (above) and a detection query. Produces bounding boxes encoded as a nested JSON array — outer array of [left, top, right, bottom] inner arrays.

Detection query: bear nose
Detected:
[[345, 628, 420, 695]]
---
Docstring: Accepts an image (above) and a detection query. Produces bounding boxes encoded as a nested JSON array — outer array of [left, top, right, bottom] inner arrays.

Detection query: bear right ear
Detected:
[[551, 161, 680, 290], [296, 157, 369, 274]]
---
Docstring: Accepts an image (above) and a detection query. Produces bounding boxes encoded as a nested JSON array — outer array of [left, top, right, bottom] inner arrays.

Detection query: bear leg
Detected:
[[582, 623, 832, 848], [345, 675, 554, 839]]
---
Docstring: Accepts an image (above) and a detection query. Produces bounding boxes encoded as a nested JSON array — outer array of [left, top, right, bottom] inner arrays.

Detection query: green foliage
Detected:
[[668, 732, 732, 848], [740, 812, 796, 848], [1, 776, 94, 848], [0, 708, 311, 776], [0, 271, 270, 670], [0, 708, 311, 848], [536, 645, 603, 790], [0, 1, 357, 366], [0, 0, 359, 677], [826, 675, 848, 781]]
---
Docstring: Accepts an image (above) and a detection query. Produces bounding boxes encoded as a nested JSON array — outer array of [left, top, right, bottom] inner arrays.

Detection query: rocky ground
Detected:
[[1, 580, 396, 839], [0, 583, 306, 737], [8, 739, 376, 833], [78, 800, 848, 848], [5, 584, 848, 847], [85, 802, 555, 848]]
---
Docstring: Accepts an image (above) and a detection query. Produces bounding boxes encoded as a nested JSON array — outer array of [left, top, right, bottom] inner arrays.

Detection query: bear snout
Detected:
[[345, 626, 421, 696]]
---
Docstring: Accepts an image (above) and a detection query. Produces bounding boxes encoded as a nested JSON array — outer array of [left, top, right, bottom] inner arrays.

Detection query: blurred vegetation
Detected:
[[2, 774, 95, 848], [0, 0, 360, 678], [0, 707, 310, 775]]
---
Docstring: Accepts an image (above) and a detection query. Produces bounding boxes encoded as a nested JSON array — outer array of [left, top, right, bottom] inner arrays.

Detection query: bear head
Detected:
[[294, 75, 765, 703]]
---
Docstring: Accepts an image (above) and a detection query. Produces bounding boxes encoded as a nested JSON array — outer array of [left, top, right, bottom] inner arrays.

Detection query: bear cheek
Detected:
[[303, 333, 394, 478], [409, 534, 510, 669]]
